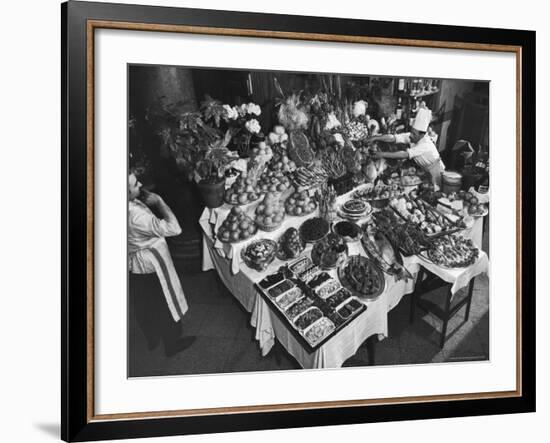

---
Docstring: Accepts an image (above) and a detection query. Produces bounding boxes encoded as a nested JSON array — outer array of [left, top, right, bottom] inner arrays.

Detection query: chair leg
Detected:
[[440, 288, 453, 349], [367, 335, 377, 365], [409, 291, 416, 324], [464, 278, 476, 322], [410, 269, 423, 323]]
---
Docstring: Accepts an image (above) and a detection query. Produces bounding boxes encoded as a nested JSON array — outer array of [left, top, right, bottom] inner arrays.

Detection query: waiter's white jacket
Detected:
[[128, 199, 188, 322]]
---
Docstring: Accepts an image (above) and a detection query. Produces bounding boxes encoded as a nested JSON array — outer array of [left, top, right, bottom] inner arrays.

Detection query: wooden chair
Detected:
[[409, 268, 476, 348]]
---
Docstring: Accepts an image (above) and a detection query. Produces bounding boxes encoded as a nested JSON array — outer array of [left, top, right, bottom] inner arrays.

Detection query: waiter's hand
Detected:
[[373, 151, 385, 159], [140, 190, 163, 208]]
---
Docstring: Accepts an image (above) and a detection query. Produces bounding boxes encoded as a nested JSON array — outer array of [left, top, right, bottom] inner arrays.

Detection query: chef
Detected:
[[368, 107, 445, 188], [128, 172, 195, 357]]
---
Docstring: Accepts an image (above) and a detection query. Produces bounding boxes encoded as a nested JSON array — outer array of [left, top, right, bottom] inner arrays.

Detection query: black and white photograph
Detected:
[[127, 64, 490, 377]]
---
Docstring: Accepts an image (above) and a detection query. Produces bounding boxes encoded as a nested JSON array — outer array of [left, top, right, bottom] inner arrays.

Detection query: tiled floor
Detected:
[[128, 268, 489, 377]]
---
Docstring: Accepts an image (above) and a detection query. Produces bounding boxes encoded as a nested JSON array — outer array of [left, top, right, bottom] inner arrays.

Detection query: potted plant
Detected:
[[146, 97, 238, 208], [195, 130, 238, 208]]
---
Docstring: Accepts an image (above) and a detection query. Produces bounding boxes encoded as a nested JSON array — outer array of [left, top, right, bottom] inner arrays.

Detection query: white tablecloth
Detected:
[[410, 251, 490, 295], [200, 185, 488, 369]]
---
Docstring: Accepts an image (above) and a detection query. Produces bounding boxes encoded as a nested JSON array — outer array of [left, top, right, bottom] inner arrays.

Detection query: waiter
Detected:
[[128, 172, 195, 357], [368, 107, 444, 188]]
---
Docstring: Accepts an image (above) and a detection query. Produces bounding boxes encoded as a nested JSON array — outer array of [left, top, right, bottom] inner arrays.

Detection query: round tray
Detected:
[[337, 255, 386, 301], [418, 248, 479, 270], [255, 219, 284, 232], [299, 217, 330, 243], [217, 231, 257, 245]]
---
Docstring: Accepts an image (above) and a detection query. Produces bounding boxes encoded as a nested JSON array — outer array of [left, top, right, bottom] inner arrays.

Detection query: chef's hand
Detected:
[[374, 151, 385, 159], [140, 190, 163, 208], [366, 136, 378, 144]]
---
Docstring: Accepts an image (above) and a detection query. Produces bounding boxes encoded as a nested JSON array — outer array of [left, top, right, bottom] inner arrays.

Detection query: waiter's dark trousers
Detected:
[[129, 272, 181, 354]]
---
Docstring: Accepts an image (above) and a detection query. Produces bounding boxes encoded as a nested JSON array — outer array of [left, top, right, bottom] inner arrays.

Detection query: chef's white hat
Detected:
[[412, 107, 432, 132]]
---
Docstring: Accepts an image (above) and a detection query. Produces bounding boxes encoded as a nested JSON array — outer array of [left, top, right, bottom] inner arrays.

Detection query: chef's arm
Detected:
[[375, 150, 409, 159], [368, 134, 397, 143]]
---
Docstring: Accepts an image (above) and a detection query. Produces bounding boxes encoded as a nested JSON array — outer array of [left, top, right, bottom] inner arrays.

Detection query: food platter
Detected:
[[337, 255, 385, 300], [361, 226, 413, 281], [275, 227, 306, 261], [468, 204, 489, 217], [418, 235, 480, 269], [311, 233, 348, 270], [240, 238, 278, 271], [332, 220, 362, 242]]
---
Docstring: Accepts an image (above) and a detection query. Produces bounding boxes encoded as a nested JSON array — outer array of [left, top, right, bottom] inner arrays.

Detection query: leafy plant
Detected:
[[200, 95, 228, 128], [145, 96, 232, 182]]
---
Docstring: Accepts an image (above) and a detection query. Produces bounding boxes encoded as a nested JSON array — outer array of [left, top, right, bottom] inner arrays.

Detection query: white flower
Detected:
[[223, 104, 238, 120], [325, 112, 341, 130], [245, 118, 261, 134], [238, 103, 248, 117], [332, 133, 345, 147], [352, 100, 368, 118], [246, 102, 262, 116]]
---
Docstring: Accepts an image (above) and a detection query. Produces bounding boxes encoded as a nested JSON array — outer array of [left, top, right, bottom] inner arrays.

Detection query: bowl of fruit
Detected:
[[255, 192, 286, 231], [257, 169, 292, 195], [276, 227, 306, 261], [285, 190, 317, 217], [217, 206, 258, 243], [224, 175, 262, 206]]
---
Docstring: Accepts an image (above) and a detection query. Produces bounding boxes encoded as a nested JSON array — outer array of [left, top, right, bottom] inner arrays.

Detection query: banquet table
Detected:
[[199, 184, 488, 369]]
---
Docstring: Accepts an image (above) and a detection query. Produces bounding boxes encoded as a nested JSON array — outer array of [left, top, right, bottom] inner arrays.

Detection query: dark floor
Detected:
[[128, 267, 489, 377]]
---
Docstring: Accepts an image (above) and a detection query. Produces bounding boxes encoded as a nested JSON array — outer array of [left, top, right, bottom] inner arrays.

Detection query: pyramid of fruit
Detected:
[[250, 141, 273, 160], [224, 174, 261, 205], [257, 169, 292, 194], [217, 206, 257, 243], [268, 148, 297, 174], [255, 192, 286, 231], [285, 190, 317, 216]]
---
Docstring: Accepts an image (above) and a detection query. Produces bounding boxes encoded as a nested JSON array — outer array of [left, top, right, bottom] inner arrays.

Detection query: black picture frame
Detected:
[[62, 1, 536, 441]]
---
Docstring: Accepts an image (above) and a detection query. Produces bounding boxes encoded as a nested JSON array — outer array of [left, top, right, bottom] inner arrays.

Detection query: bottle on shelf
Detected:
[[395, 96, 403, 120]]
